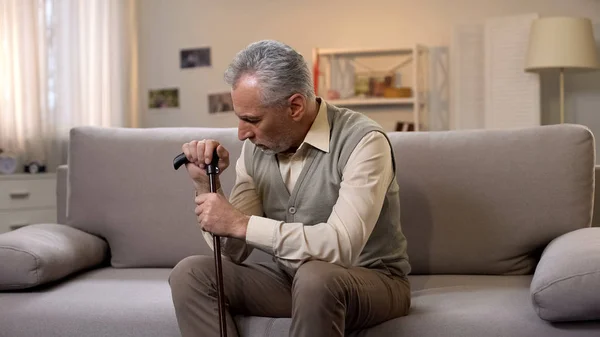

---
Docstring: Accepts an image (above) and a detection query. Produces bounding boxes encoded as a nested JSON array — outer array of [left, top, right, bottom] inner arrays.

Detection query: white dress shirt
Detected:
[[203, 100, 394, 270]]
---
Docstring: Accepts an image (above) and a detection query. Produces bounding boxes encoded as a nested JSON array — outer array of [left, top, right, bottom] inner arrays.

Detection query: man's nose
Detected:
[[238, 122, 253, 141]]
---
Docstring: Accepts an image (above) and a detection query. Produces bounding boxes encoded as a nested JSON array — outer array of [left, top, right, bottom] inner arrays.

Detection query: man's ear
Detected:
[[288, 94, 306, 121]]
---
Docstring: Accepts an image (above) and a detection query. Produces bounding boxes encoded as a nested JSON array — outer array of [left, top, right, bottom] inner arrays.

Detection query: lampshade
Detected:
[[525, 17, 600, 72]]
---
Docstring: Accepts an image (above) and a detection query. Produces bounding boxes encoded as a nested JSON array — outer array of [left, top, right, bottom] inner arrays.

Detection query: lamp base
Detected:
[[560, 68, 564, 124]]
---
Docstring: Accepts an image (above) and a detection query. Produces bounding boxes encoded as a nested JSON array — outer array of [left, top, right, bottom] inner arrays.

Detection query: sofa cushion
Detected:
[[531, 227, 600, 322], [388, 124, 595, 275], [3, 269, 600, 337], [0, 268, 180, 337], [0, 224, 108, 290], [66, 126, 243, 268], [237, 275, 600, 337]]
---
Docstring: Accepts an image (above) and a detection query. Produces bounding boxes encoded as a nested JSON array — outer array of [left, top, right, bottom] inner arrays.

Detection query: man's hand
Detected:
[[195, 193, 249, 240], [181, 139, 230, 192]]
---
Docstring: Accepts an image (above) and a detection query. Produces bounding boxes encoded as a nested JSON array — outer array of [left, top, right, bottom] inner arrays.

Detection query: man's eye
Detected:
[[247, 119, 260, 124]]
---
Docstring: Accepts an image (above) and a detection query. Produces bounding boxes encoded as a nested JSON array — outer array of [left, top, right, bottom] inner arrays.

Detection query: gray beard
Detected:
[[257, 146, 277, 155], [256, 132, 296, 155]]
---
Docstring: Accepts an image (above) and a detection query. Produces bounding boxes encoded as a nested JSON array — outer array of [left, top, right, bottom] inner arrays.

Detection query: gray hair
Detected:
[[224, 40, 315, 108]]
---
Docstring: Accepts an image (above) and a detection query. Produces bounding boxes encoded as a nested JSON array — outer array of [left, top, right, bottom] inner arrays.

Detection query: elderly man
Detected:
[[169, 40, 411, 337]]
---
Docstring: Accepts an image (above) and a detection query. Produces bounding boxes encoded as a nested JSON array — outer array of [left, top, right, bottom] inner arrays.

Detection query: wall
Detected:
[[137, 0, 600, 132]]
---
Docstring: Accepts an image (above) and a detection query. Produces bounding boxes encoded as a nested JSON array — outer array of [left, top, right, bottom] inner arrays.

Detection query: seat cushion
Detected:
[[0, 268, 180, 337], [370, 275, 600, 337], [237, 275, 600, 337], [2, 270, 599, 337]]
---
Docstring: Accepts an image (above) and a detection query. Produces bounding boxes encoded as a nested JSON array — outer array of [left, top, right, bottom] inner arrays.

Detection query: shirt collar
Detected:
[[300, 97, 330, 153]]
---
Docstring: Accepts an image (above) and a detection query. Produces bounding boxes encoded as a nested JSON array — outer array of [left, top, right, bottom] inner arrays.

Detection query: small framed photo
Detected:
[[180, 47, 211, 69], [208, 92, 233, 113], [149, 88, 179, 109]]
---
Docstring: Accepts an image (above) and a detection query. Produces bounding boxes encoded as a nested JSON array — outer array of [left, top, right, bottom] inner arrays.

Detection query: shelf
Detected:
[[313, 44, 430, 131], [316, 47, 414, 57], [327, 97, 414, 107]]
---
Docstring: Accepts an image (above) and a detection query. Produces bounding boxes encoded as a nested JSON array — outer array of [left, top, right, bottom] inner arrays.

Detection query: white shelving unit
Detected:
[[326, 97, 416, 106], [312, 45, 429, 130]]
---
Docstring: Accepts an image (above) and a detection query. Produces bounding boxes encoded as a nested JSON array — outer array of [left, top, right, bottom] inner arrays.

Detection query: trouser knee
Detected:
[[169, 255, 215, 302], [292, 261, 346, 305]]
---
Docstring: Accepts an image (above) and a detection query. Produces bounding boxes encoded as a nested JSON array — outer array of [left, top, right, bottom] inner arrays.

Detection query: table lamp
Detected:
[[525, 16, 599, 123]]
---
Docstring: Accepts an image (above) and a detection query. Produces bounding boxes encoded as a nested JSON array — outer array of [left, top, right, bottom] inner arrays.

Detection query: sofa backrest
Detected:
[[390, 124, 594, 275], [66, 126, 246, 267], [65, 124, 595, 274]]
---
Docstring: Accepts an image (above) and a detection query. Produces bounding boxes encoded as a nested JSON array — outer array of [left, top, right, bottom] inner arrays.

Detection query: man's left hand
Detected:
[[195, 193, 249, 240]]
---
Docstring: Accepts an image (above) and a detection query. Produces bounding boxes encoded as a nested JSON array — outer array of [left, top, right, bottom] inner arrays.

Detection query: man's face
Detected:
[[232, 75, 296, 154]]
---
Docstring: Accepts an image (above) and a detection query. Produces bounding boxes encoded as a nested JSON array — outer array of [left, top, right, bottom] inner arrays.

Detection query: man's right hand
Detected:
[[181, 139, 230, 191]]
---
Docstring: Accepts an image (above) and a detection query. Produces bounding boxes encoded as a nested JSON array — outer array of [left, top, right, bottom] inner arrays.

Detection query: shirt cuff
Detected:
[[245, 215, 279, 254]]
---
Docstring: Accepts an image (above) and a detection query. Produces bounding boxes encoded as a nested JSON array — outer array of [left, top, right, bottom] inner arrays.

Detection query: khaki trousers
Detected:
[[169, 255, 410, 337]]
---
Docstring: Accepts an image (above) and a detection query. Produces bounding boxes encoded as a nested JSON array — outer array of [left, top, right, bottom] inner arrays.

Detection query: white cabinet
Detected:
[[312, 45, 430, 130], [0, 173, 57, 233]]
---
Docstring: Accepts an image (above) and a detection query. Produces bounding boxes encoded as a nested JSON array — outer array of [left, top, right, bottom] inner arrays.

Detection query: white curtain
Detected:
[[0, 0, 138, 171], [0, 0, 49, 164]]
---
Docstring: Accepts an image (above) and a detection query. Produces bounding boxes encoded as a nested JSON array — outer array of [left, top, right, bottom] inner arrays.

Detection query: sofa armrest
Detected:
[[530, 227, 600, 322], [0, 224, 108, 290], [57, 164, 68, 224]]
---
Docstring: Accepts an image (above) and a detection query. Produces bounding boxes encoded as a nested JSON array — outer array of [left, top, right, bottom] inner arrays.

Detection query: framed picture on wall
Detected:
[[208, 92, 233, 113], [180, 47, 211, 69], [149, 88, 179, 108]]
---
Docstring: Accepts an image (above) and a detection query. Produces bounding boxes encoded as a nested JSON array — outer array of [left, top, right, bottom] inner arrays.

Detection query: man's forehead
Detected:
[[238, 75, 259, 87]]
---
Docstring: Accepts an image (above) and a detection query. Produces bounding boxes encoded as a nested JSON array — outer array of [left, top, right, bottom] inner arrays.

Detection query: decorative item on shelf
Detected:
[[0, 148, 18, 175], [326, 89, 341, 100], [384, 87, 412, 98], [24, 161, 46, 174], [313, 45, 429, 130], [357, 71, 413, 99], [354, 74, 370, 96], [395, 122, 415, 132], [525, 16, 599, 123], [329, 57, 355, 99]]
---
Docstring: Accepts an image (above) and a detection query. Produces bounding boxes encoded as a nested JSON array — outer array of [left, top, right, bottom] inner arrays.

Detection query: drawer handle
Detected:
[[9, 191, 30, 199]]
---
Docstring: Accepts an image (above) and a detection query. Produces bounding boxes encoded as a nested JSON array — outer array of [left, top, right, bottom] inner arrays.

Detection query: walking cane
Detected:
[[174, 149, 228, 337]]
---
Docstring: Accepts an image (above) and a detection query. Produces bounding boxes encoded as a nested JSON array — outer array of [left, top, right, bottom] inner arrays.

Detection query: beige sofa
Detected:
[[1, 124, 600, 337]]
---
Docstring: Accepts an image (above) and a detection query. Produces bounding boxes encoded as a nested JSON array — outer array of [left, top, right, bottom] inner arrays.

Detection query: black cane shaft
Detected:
[[173, 147, 226, 336], [213, 235, 227, 337], [208, 149, 227, 337]]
